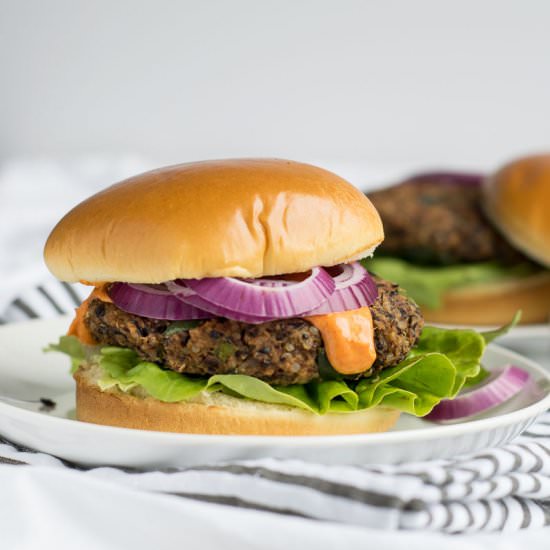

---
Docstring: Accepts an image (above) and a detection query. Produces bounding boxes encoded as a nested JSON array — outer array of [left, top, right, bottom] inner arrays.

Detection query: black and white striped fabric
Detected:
[[0, 279, 89, 324], [1, 281, 550, 534]]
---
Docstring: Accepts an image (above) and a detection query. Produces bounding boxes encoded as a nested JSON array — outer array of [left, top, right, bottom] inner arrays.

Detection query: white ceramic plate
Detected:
[[1, 316, 549, 468]]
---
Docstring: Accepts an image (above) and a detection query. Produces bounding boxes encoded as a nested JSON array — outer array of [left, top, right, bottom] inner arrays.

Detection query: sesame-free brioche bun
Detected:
[[44, 159, 383, 283], [483, 153, 550, 268], [422, 271, 550, 326], [74, 365, 400, 436]]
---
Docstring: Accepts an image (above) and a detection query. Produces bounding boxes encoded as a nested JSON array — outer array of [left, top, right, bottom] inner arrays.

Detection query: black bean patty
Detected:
[[370, 278, 423, 369], [368, 180, 523, 265], [85, 278, 423, 385]]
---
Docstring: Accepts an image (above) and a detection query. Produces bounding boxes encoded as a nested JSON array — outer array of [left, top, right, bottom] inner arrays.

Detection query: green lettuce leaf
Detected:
[[207, 375, 319, 412], [100, 347, 207, 402], [47, 319, 505, 416], [43, 335, 91, 373], [362, 257, 538, 308], [481, 311, 521, 344], [355, 353, 457, 416], [407, 326, 484, 394]]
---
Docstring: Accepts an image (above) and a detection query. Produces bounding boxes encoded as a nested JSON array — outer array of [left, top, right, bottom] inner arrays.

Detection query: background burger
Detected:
[[364, 154, 550, 325], [45, 158, 498, 435]]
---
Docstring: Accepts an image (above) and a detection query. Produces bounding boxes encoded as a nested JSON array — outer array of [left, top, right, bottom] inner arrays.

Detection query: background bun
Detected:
[[44, 159, 383, 283], [74, 365, 400, 436], [483, 153, 550, 268], [422, 272, 550, 325]]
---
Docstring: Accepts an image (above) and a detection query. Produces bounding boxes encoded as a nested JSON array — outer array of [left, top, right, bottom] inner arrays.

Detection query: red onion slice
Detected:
[[180, 267, 335, 319], [305, 262, 378, 315], [425, 365, 530, 422], [128, 283, 175, 295], [109, 283, 211, 320], [406, 171, 484, 186], [166, 280, 275, 323], [111, 264, 375, 324]]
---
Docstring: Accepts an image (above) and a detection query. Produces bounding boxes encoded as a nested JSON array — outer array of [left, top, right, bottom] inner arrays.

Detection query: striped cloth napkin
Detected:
[[1, 281, 549, 534]]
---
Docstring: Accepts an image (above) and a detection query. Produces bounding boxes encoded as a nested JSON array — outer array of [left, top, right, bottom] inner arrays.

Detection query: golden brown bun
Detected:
[[74, 365, 400, 436], [45, 159, 383, 283], [422, 271, 550, 325], [484, 153, 550, 268]]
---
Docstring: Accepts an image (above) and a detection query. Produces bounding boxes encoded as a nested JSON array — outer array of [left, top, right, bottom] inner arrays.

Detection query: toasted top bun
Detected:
[[484, 153, 550, 268], [44, 159, 383, 282]]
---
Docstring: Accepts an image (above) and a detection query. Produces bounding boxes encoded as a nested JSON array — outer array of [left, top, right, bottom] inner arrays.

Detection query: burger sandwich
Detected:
[[364, 154, 550, 325], [45, 159, 507, 435]]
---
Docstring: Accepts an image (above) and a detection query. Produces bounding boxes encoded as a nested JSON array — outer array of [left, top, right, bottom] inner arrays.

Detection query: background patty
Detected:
[[85, 277, 423, 385], [368, 181, 523, 265]]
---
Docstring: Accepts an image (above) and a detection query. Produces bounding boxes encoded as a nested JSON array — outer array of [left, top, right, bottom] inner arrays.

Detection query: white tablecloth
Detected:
[[2, 466, 550, 550]]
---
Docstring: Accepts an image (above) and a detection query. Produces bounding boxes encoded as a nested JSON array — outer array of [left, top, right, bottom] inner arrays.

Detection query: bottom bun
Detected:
[[422, 271, 550, 326], [74, 365, 401, 436]]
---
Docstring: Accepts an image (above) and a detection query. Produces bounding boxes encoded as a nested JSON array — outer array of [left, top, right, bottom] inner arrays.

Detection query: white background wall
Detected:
[[1, 0, 550, 172]]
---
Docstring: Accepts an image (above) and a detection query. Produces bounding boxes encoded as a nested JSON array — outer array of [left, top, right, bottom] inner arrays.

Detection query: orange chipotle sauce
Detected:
[[67, 282, 112, 345], [305, 307, 376, 375]]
